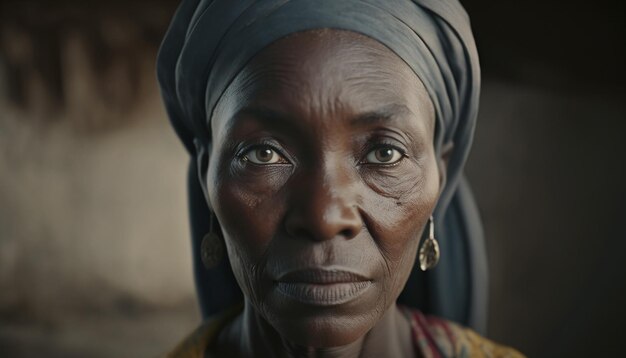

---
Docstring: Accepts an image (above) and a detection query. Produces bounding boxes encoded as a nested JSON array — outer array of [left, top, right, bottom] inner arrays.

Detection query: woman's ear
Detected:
[[437, 141, 454, 196], [194, 138, 212, 210]]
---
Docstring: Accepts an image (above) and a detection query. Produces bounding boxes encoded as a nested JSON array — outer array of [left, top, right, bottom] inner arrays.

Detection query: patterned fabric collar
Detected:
[[165, 305, 524, 357]]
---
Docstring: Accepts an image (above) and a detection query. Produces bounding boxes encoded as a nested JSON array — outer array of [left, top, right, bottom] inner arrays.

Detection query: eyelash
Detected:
[[360, 142, 409, 166], [235, 140, 408, 166], [236, 141, 290, 163]]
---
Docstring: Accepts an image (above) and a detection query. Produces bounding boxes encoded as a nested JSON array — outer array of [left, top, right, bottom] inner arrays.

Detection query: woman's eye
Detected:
[[242, 146, 288, 164], [364, 146, 404, 164]]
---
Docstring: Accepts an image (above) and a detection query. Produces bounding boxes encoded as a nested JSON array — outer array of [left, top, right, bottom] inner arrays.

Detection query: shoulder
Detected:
[[164, 305, 243, 358], [165, 321, 215, 358], [165, 304, 524, 358], [403, 308, 526, 358]]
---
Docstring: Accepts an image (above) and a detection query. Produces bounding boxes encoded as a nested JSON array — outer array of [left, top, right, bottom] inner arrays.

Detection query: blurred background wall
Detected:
[[0, 1, 198, 356], [0, 0, 624, 357]]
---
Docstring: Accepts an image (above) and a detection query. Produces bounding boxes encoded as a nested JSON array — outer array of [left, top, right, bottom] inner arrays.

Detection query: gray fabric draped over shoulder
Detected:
[[157, 0, 488, 333]]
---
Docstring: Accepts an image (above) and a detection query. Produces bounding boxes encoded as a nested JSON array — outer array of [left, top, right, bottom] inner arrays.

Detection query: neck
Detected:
[[216, 300, 415, 358]]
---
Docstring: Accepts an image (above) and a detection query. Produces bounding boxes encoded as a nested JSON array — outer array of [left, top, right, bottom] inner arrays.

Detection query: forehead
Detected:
[[212, 29, 434, 135]]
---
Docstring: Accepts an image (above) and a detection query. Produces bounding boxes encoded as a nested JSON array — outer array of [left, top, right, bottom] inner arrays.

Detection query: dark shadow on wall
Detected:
[[463, 0, 626, 356]]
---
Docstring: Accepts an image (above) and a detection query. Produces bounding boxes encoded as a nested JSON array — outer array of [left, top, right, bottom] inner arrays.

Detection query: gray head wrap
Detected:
[[157, 0, 487, 333]]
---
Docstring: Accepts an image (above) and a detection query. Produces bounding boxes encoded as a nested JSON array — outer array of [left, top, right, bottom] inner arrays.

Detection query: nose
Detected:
[[284, 164, 362, 242]]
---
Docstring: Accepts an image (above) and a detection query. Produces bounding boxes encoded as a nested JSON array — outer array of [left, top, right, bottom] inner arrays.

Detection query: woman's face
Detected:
[[204, 29, 443, 347]]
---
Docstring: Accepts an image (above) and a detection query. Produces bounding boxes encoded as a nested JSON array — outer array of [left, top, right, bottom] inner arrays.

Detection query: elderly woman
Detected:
[[157, 0, 523, 357]]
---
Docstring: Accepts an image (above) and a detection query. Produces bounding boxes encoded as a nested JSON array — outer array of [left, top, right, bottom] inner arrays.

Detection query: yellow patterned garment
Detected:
[[403, 308, 525, 358], [166, 306, 525, 358]]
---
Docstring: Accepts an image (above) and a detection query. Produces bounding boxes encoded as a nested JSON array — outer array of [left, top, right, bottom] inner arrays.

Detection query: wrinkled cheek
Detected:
[[378, 165, 439, 249], [374, 204, 425, 304], [213, 180, 272, 255], [211, 181, 282, 302], [209, 164, 290, 254], [365, 169, 440, 298], [369, 185, 437, 256]]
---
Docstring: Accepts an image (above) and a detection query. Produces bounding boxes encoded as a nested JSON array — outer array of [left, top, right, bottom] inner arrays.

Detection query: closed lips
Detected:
[[276, 269, 371, 284], [275, 269, 373, 306]]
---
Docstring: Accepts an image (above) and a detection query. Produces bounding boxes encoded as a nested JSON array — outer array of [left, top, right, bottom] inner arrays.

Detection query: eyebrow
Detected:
[[349, 103, 414, 126], [231, 105, 304, 135]]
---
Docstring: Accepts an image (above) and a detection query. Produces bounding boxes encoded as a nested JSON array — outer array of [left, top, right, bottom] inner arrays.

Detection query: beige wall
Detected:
[[0, 2, 196, 320], [0, 86, 195, 318]]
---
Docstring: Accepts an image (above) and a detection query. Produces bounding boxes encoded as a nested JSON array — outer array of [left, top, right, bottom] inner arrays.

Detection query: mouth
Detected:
[[274, 268, 373, 306]]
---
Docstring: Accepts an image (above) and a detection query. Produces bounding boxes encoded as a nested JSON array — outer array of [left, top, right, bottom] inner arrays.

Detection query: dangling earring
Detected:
[[201, 213, 224, 269], [419, 216, 440, 271]]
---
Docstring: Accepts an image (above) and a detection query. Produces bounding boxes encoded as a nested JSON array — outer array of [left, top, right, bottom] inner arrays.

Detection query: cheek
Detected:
[[208, 159, 290, 255], [362, 155, 440, 280], [211, 180, 282, 304], [207, 160, 290, 296]]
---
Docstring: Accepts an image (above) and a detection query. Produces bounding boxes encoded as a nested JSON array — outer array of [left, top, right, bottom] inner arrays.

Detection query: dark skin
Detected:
[[196, 29, 451, 357]]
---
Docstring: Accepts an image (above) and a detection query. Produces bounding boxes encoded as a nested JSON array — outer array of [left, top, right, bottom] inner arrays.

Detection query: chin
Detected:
[[258, 274, 388, 348], [271, 313, 375, 347], [260, 286, 385, 348]]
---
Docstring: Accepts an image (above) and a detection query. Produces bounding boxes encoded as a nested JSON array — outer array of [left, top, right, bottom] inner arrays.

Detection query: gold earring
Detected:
[[419, 216, 440, 271], [201, 214, 224, 269]]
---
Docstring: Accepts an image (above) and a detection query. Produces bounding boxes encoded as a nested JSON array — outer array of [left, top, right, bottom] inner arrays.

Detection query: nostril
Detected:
[[339, 228, 356, 239], [292, 228, 310, 240], [283, 184, 363, 241], [285, 217, 360, 242]]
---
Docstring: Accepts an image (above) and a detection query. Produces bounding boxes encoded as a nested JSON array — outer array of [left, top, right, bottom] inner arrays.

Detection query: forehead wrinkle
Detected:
[[325, 42, 435, 136], [238, 63, 305, 102], [335, 38, 436, 136], [212, 61, 310, 136], [214, 28, 435, 145], [335, 74, 432, 136]]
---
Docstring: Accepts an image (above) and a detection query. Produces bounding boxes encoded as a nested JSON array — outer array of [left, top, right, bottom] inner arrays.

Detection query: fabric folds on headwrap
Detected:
[[157, 0, 487, 333]]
